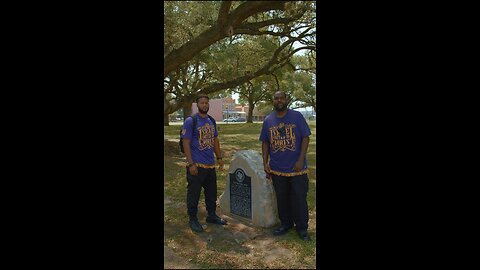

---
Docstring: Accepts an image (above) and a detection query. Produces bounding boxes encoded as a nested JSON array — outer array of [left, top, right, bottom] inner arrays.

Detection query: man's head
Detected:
[[273, 91, 288, 112], [196, 94, 210, 114]]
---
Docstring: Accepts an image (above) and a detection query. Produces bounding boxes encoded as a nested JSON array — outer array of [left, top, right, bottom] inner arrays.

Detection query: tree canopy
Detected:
[[163, 1, 316, 125]]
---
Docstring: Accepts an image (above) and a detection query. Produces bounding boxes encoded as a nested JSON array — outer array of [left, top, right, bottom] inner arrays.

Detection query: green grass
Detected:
[[164, 121, 316, 268]]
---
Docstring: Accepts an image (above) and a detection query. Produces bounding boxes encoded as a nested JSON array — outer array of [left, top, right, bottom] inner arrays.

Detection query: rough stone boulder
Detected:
[[219, 150, 280, 228]]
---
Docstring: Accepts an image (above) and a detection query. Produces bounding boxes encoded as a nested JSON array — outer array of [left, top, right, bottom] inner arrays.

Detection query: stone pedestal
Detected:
[[219, 150, 280, 228]]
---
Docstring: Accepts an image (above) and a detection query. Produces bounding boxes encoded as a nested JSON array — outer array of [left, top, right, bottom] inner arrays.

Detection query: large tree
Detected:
[[164, 57, 216, 125], [164, 1, 312, 77], [163, 1, 316, 125]]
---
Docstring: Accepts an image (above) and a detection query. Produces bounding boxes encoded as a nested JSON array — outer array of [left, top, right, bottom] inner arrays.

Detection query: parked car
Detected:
[[223, 117, 236, 122], [233, 117, 246, 122]]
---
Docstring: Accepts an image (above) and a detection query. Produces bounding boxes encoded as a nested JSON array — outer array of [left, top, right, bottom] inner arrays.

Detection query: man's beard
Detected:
[[274, 103, 287, 112], [198, 107, 209, 114]]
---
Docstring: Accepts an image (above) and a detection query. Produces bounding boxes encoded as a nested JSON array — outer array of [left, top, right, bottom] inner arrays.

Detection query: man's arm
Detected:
[[213, 137, 221, 159], [183, 138, 198, 175], [262, 141, 269, 166], [293, 136, 309, 172], [262, 140, 271, 176], [183, 138, 194, 165], [214, 137, 224, 170]]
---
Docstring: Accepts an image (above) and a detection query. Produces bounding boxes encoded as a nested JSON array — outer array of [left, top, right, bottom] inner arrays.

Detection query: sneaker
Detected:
[[273, 225, 293, 236], [206, 214, 228, 225], [297, 230, 310, 241], [189, 219, 204, 232]]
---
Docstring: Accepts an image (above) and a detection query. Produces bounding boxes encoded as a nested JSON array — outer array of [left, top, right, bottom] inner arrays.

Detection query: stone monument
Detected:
[[219, 150, 280, 228]]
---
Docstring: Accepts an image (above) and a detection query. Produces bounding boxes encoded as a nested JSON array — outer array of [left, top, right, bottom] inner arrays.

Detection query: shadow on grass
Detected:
[[163, 122, 317, 268]]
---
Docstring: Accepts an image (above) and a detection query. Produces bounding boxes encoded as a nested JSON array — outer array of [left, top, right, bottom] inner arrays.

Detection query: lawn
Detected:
[[163, 120, 316, 269]]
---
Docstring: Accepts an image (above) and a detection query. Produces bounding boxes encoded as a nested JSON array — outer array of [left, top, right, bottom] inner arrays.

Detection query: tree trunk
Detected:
[[182, 102, 193, 119], [309, 98, 316, 114], [164, 98, 176, 126], [247, 101, 255, 123], [165, 27, 223, 78], [164, 113, 170, 126]]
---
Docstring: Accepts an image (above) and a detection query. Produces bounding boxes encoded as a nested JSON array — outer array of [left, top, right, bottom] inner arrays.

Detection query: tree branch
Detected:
[[164, 27, 223, 78], [265, 27, 314, 68], [234, 19, 307, 37], [282, 46, 316, 59], [164, 1, 292, 77], [217, 1, 233, 26], [234, 29, 290, 36], [258, 85, 271, 102], [228, 1, 288, 27], [271, 73, 280, 91], [165, 18, 315, 114], [240, 17, 296, 30], [197, 37, 301, 96]]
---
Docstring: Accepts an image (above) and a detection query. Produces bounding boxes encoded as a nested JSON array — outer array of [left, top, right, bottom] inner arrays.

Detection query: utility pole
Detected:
[[224, 104, 229, 125]]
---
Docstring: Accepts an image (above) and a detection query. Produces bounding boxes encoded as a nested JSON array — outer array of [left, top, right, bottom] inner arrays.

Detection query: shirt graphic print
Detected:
[[259, 109, 311, 175], [197, 123, 215, 151], [269, 122, 297, 153], [181, 114, 218, 166]]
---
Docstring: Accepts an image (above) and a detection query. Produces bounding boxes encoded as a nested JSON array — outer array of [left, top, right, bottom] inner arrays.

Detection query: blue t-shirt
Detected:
[[181, 114, 218, 166], [259, 109, 311, 175]]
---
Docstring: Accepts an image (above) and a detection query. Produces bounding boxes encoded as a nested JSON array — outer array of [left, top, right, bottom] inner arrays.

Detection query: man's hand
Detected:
[[293, 160, 304, 172], [264, 163, 272, 179], [218, 159, 224, 171], [189, 164, 198, 176]]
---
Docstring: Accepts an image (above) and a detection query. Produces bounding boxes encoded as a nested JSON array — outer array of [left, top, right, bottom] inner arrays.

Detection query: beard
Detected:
[[198, 107, 209, 114], [274, 103, 287, 112]]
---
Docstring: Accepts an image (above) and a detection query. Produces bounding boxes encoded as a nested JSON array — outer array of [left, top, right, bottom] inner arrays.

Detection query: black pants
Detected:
[[272, 174, 309, 232], [186, 167, 217, 219]]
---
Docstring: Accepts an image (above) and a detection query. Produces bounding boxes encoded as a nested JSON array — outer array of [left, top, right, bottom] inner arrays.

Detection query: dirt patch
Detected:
[[254, 241, 295, 264], [164, 206, 315, 269], [164, 246, 199, 269]]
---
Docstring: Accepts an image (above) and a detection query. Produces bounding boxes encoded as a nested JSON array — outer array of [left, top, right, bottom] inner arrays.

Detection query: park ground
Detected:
[[163, 121, 316, 269]]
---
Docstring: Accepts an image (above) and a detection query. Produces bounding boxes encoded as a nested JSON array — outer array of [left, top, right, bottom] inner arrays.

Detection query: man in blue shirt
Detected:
[[259, 91, 311, 241], [181, 94, 228, 232]]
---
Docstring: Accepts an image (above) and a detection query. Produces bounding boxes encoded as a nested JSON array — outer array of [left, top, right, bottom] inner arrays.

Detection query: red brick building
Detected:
[[191, 98, 265, 121]]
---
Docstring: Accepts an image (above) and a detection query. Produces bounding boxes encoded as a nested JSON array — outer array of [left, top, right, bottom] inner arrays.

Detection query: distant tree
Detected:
[[235, 79, 270, 123]]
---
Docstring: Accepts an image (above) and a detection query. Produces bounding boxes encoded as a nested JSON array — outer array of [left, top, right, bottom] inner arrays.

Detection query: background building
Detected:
[[295, 107, 316, 120], [189, 98, 314, 122], [191, 98, 266, 121], [191, 97, 236, 122], [242, 106, 266, 121]]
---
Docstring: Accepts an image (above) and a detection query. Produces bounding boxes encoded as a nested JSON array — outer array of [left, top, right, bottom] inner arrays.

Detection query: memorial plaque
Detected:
[[230, 168, 252, 219], [219, 150, 280, 228]]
